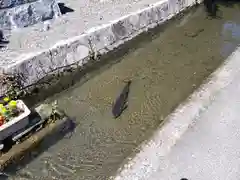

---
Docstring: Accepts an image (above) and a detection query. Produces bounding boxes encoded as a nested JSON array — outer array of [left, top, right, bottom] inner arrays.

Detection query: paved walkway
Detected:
[[149, 58, 240, 180], [0, 0, 164, 61]]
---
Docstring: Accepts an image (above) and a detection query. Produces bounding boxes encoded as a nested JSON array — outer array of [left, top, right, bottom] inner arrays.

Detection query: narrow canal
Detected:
[[6, 2, 240, 180]]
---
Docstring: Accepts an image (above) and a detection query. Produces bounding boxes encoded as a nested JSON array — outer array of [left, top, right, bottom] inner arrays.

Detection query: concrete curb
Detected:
[[0, 116, 70, 171], [0, 0, 200, 93], [110, 46, 240, 180]]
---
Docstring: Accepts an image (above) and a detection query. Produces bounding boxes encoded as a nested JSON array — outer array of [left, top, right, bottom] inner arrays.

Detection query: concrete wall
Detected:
[[0, 0, 202, 95]]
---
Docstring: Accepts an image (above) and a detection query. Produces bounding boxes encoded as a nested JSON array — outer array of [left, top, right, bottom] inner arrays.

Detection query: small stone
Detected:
[[43, 21, 51, 31], [34, 104, 53, 121]]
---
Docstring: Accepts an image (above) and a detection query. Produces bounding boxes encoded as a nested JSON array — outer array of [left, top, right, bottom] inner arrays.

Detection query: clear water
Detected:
[[5, 3, 240, 180]]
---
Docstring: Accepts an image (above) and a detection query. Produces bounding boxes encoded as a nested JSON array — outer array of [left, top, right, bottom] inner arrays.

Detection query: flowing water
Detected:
[[5, 3, 240, 180]]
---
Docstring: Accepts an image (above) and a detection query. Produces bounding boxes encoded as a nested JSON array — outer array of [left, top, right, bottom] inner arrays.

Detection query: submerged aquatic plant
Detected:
[[1, 73, 27, 100]]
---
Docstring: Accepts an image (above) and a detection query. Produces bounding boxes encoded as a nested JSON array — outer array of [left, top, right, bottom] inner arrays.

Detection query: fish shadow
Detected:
[[2, 117, 78, 179], [112, 80, 132, 119]]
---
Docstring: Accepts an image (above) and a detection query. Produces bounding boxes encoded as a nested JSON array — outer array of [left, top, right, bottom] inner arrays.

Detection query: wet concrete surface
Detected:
[[148, 48, 240, 180], [5, 3, 240, 180]]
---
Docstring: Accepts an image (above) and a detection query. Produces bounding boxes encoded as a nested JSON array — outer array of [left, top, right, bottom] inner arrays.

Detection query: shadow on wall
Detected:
[[203, 0, 240, 18], [0, 30, 9, 49], [203, 0, 218, 17], [217, 0, 240, 7], [58, 3, 74, 15]]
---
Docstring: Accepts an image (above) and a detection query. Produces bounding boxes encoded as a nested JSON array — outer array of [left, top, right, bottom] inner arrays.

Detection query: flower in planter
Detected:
[[0, 115, 4, 126], [0, 97, 10, 106], [8, 100, 17, 109], [8, 100, 19, 117], [0, 104, 5, 115], [0, 105, 10, 122], [3, 97, 10, 102], [0, 97, 24, 123], [0, 104, 5, 125], [3, 97, 10, 105]]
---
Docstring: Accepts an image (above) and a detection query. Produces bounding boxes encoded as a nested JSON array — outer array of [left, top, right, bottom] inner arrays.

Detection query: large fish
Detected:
[[112, 80, 132, 118]]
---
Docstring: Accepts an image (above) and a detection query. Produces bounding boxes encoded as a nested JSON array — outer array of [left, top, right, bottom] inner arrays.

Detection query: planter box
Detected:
[[0, 100, 31, 142]]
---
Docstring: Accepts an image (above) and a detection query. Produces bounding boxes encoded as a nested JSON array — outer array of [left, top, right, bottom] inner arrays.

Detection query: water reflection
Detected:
[[5, 4, 240, 180], [221, 20, 240, 57]]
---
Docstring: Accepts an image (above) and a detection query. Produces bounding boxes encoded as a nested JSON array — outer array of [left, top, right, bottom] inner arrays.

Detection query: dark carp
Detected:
[[112, 80, 132, 118]]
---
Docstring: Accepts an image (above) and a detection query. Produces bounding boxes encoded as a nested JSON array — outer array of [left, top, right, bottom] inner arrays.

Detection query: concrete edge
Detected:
[[0, 116, 70, 171], [1, 0, 200, 94], [110, 46, 240, 180]]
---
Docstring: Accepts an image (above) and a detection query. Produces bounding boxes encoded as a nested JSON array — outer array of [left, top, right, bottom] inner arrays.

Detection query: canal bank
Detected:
[[112, 45, 240, 180], [144, 46, 240, 180], [0, 0, 201, 96], [5, 2, 240, 180]]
